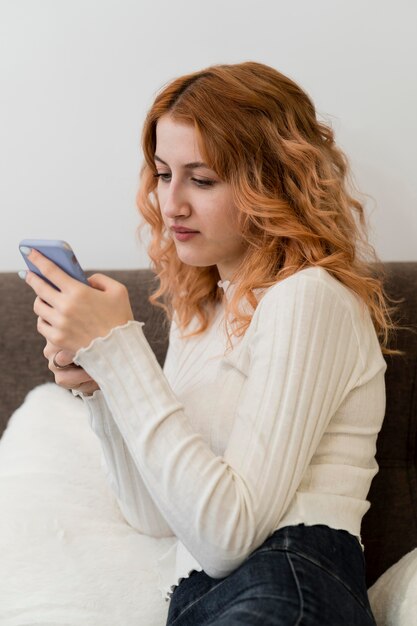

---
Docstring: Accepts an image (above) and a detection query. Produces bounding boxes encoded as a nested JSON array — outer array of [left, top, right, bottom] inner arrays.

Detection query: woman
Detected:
[[21, 61, 404, 625]]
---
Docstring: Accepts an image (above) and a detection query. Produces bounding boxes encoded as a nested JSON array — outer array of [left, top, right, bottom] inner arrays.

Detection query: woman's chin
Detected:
[[175, 251, 214, 269]]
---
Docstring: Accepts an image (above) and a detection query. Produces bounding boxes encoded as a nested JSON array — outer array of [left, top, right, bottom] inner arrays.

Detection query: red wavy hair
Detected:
[[136, 61, 409, 356]]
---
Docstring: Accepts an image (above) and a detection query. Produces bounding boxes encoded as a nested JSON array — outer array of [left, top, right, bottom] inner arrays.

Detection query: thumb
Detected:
[[87, 273, 114, 291], [53, 348, 77, 367]]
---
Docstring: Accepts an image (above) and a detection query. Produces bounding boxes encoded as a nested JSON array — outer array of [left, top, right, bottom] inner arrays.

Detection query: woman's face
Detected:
[[154, 114, 247, 281]]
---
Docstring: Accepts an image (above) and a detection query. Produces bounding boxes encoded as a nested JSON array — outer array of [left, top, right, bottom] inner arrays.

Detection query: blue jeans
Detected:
[[166, 524, 376, 625]]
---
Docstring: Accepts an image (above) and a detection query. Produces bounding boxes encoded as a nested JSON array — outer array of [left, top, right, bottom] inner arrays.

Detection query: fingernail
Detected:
[[20, 246, 32, 255], [18, 270, 27, 280]]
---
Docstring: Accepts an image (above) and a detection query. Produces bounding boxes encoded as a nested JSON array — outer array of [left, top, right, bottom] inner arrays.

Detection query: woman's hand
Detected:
[[44, 340, 100, 396], [22, 248, 135, 355]]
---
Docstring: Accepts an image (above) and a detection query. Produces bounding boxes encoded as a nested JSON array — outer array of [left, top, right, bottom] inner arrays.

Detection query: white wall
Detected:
[[1, 0, 416, 272]]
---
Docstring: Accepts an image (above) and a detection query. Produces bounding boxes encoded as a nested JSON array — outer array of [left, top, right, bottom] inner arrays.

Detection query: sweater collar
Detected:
[[217, 279, 266, 303], [217, 278, 233, 291], [217, 279, 237, 301]]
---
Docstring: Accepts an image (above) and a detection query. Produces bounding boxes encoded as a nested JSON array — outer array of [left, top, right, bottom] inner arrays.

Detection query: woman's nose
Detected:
[[161, 183, 191, 218]]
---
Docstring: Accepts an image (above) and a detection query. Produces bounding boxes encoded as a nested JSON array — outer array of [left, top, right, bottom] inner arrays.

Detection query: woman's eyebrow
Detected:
[[154, 155, 211, 169]]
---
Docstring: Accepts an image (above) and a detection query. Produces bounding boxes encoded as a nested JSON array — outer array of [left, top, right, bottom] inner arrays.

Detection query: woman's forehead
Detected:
[[155, 116, 207, 167]]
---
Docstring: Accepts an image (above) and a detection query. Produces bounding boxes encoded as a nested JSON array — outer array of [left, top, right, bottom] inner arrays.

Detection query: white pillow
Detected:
[[0, 383, 175, 626], [368, 547, 417, 626]]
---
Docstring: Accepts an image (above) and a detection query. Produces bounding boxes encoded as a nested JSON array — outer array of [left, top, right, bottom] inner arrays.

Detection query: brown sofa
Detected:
[[1, 264, 416, 589]]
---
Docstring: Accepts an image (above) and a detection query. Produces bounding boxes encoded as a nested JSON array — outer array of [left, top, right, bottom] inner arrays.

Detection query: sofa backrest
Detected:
[[360, 262, 417, 585]]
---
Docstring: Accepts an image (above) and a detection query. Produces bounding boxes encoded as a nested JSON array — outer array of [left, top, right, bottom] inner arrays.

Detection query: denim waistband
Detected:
[[253, 524, 367, 602]]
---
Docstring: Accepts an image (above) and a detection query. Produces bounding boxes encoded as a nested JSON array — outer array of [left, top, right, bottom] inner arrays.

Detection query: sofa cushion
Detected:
[[368, 547, 417, 626]]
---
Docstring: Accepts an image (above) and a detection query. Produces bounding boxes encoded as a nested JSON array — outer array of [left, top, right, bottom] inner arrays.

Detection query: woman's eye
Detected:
[[191, 177, 215, 187], [154, 173, 171, 182], [153, 173, 215, 188]]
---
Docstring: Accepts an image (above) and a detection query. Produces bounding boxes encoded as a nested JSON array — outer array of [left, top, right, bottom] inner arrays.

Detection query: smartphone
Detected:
[[19, 239, 89, 291]]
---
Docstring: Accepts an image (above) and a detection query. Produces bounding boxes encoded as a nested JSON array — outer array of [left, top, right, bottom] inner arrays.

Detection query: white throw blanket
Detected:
[[0, 383, 175, 626], [2, 382, 416, 626]]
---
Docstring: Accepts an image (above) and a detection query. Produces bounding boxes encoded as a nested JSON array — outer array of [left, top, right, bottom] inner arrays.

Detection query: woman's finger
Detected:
[[43, 341, 75, 363], [52, 367, 93, 387], [52, 349, 80, 369], [24, 268, 61, 308], [72, 380, 100, 395], [40, 338, 99, 394], [37, 315, 66, 346], [26, 248, 77, 295], [33, 296, 58, 326]]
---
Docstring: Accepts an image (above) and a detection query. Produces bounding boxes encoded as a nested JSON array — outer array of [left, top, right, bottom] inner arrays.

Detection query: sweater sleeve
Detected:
[[72, 272, 365, 578], [73, 387, 173, 537]]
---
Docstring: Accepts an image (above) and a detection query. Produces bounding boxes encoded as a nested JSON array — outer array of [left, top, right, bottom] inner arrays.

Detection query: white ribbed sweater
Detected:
[[72, 266, 387, 601]]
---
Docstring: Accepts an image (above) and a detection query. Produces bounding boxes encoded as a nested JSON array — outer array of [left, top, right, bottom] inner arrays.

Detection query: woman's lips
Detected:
[[174, 231, 200, 242]]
